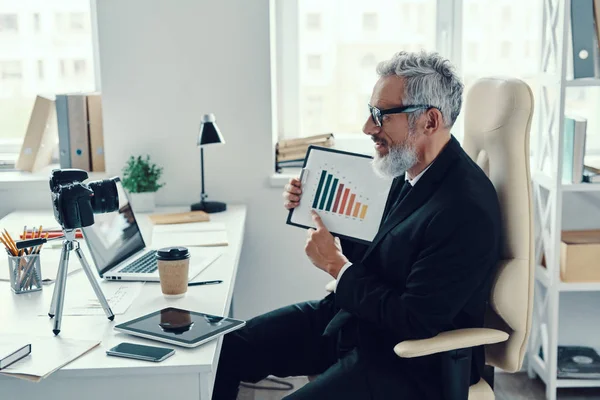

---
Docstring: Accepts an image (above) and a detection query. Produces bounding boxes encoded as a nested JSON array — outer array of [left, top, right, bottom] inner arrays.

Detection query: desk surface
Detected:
[[0, 205, 246, 378]]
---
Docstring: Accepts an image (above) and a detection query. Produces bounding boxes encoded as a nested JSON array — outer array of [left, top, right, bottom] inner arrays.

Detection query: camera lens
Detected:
[[88, 179, 119, 214]]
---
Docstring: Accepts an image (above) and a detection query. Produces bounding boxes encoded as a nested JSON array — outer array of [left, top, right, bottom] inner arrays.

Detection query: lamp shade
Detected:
[[197, 113, 226, 147]]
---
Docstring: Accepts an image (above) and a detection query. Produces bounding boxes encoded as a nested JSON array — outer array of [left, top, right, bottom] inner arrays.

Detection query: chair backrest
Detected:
[[462, 77, 535, 372]]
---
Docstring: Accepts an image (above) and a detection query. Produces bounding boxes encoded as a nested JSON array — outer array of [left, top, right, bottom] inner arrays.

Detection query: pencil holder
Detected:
[[8, 254, 42, 294]]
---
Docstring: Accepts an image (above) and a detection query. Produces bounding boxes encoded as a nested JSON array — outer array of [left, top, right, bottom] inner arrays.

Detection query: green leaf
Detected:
[[121, 154, 165, 193]]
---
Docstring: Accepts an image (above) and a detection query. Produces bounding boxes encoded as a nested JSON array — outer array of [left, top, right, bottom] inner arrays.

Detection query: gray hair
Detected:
[[376, 51, 463, 128]]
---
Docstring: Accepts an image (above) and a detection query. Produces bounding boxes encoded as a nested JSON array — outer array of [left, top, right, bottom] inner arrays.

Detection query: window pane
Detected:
[[461, 0, 542, 145], [0, 3, 96, 142], [294, 0, 437, 137]]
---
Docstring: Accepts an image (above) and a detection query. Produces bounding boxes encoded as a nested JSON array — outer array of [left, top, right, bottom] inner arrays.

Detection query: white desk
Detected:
[[0, 205, 246, 400]]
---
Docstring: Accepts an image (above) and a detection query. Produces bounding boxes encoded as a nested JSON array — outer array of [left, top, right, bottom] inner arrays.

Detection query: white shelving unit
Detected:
[[528, 0, 600, 399]]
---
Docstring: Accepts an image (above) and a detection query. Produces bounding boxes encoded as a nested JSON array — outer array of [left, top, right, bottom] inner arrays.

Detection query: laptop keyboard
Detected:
[[119, 250, 158, 274]]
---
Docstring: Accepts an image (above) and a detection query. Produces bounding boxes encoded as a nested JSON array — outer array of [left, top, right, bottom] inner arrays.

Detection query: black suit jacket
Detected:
[[332, 136, 502, 395]]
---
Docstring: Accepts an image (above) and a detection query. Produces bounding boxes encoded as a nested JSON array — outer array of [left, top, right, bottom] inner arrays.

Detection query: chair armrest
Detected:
[[325, 280, 336, 293], [394, 328, 509, 358]]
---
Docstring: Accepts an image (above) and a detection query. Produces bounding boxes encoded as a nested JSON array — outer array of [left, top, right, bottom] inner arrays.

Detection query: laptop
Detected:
[[82, 178, 222, 282]]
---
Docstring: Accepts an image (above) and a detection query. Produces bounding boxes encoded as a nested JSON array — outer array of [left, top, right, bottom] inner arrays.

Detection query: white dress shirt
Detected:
[[334, 163, 433, 291]]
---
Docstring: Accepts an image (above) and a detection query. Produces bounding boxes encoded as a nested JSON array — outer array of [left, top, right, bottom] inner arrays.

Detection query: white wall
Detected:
[[94, 0, 331, 319]]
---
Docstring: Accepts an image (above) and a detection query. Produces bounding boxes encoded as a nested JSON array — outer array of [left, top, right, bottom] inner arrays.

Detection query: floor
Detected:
[[237, 373, 600, 399]]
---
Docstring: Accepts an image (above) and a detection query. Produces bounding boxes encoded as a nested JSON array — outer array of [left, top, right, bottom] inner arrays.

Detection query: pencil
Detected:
[[22, 225, 26, 240], [1, 231, 17, 256], [38, 225, 43, 239], [0, 236, 14, 256]]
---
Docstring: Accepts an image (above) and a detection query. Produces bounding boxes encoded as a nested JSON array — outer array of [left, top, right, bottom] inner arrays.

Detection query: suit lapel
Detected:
[[362, 136, 462, 260]]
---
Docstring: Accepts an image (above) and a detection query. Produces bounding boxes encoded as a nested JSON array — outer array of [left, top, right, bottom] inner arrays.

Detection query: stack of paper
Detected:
[[0, 335, 100, 382], [151, 222, 228, 247]]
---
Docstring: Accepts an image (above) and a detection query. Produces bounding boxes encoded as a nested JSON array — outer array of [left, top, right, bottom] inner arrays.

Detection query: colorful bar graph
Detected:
[[319, 174, 333, 210], [325, 178, 338, 211], [345, 194, 356, 216], [310, 170, 369, 219], [332, 184, 344, 213], [352, 202, 361, 217], [359, 204, 368, 219], [312, 170, 328, 209]]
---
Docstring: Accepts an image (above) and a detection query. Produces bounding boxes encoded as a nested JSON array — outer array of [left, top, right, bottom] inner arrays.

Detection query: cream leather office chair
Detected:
[[324, 77, 535, 399]]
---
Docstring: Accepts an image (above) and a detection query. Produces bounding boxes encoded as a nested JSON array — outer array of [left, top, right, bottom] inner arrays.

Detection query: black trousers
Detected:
[[212, 294, 427, 400]]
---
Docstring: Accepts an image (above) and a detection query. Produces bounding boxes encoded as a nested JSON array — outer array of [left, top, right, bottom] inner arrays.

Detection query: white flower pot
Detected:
[[129, 192, 156, 213]]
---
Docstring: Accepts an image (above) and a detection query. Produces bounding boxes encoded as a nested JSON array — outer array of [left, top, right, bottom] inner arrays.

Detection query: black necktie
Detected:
[[383, 180, 412, 224]]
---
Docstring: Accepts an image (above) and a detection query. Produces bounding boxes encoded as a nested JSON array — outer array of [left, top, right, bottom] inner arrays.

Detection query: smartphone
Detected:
[[106, 342, 175, 362]]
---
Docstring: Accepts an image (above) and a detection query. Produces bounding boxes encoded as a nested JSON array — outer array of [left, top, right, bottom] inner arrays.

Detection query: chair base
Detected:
[[468, 378, 494, 400]]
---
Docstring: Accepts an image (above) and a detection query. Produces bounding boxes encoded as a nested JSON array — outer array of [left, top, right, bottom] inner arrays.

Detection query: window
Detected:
[[0, 14, 18, 32], [1, 61, 22, 79], [73, 59, 86, 76], [306, 54, 322, 71], [0, 3, 96, 150], [60, 59, 67, 77], [277, 0, 437, 139], [362, 12, 378, 31], [33, 13, 40, 32], [500, 41, 511, 58], [37, 60, 44, 80], [55, 12, 87, 33], [461, 0, 542, 144], [361, 53, 377, 68], [306, 13, 321, 30]]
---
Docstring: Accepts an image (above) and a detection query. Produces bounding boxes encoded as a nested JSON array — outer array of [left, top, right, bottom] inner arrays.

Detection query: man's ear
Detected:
[[423, 108, 442, 135]]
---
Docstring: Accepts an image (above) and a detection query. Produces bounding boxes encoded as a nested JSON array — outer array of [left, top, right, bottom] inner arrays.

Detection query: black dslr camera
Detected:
[[50, 169, 120, 230]]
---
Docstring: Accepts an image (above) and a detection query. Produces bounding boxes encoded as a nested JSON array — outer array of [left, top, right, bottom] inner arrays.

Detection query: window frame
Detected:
[[273, 0, 462, 148]]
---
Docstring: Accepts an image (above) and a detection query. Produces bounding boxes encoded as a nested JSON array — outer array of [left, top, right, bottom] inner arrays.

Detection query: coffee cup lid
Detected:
[[157, 247, 190, 261]]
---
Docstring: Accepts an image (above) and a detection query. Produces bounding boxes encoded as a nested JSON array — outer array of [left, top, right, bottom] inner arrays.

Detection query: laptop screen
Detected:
[[82, 178, 146, 277]]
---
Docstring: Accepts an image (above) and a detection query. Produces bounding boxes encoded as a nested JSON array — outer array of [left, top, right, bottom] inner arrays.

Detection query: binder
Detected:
[[67, 94, 90, 171], [55, 94, 71, 168], [87, 93, 105, 172], [15, 95, 57, 172], [571, 0, 596, 79]]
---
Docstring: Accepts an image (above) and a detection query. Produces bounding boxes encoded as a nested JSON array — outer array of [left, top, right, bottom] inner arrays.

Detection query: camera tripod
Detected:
[[18, 229, 114, 335]]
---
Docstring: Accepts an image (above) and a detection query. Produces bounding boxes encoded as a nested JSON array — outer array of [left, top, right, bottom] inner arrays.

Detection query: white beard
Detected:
[[372, 141, 418, 179]]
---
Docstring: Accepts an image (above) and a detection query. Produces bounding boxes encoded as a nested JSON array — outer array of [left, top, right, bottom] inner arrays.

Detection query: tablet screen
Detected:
[[115, 307, 245, 346]]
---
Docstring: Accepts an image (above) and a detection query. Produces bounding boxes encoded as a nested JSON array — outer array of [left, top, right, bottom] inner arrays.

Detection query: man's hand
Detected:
[[283, 177, 302, 210], [305, 211, 348, 279]]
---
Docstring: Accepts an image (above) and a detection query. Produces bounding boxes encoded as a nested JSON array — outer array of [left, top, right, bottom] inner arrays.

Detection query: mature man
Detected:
[[213, 51, 502, 399]]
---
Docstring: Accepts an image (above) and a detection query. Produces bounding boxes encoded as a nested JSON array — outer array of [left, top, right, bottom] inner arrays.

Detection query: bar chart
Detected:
[[311, 170, 369, 220]]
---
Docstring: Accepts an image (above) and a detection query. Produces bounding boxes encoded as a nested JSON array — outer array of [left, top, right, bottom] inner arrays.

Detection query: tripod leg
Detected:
[[74, 247, 114, 321], [49, 244, 70, 318], [52, 242, 71, 335]]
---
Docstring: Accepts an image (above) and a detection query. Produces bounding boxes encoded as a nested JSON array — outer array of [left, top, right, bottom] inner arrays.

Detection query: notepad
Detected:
[[0, 342, 31, 370], [151, 230, 228, 247]]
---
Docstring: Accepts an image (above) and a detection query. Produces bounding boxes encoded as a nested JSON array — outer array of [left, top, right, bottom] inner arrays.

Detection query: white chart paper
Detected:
[[37, 279, 144, 316], [288, 147, 393, 243]]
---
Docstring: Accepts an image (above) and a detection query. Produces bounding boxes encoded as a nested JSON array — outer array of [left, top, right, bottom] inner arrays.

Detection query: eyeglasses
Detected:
[[368, 104, 434, 127]]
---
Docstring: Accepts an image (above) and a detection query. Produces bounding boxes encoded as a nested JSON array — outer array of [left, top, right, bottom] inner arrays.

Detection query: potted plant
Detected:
[[121, 154, 165, 212]]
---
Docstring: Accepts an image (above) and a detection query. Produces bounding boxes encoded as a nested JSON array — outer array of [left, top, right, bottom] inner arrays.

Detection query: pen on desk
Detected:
[[188, 280, 223, 287]]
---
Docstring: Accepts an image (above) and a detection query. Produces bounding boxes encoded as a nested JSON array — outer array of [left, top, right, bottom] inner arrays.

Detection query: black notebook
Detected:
[[0, 342, 31, 370]]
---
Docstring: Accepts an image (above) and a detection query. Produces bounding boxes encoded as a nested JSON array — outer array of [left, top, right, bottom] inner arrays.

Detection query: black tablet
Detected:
[[114, 307, 246, 348]]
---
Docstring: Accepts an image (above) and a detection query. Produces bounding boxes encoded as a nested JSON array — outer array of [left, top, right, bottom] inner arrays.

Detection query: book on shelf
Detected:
[[276, 134, 334, 162], [562, 115, 587, 184], [277, 133, 334, 149]]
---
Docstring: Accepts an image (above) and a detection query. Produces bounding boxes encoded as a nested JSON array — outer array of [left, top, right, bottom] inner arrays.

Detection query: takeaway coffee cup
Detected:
[[157, 247, 190, 298]]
